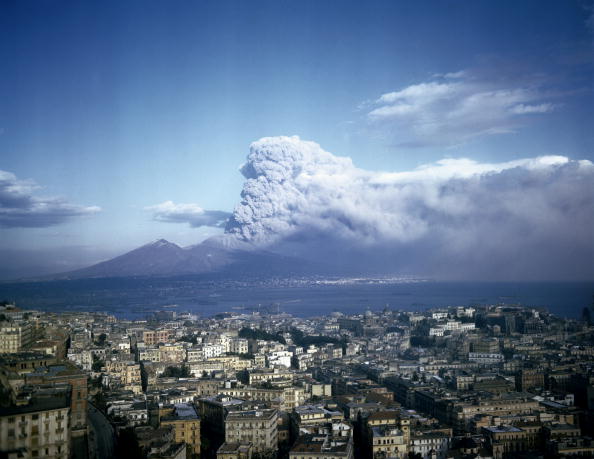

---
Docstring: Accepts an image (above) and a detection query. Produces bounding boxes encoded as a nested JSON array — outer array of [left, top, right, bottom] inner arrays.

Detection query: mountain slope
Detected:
[[51, 237, 338, 280]]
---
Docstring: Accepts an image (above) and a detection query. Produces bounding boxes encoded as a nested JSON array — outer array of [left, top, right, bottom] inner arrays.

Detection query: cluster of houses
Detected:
[[2, 301, 594, 458]]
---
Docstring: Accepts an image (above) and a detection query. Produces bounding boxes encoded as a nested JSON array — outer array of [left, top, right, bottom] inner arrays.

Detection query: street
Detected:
[[87, 404, 115, 459]]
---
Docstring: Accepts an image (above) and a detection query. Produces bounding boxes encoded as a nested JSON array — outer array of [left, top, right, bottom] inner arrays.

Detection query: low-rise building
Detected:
[[143, 330, 171, 346], [290, 421, 354, 459], [224, 409, 278, 454], [161, 403, 201, 459], [409, 430, 450, 459], [371, 425, 407, 458], [216, 442, 253, 459], [139, 348, 161, 363], [482, 425, 533, 459]]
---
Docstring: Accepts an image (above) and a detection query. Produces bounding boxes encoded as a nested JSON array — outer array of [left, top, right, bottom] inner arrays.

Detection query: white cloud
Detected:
[[443, 70, 466, 79], [147, 200, 230, 228], [366, 73, 555, 146], [510, 103, 554, 114], [225, 136, 594, 280], [0, 170, 100, 228]]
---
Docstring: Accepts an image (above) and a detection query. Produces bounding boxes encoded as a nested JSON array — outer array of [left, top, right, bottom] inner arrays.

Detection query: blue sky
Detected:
[[1, 0, 593, 277]]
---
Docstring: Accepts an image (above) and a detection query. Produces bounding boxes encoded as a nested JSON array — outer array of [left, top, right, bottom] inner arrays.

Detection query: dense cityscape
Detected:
[[2, 300, 594, 458], [2, 1, 594, 459]]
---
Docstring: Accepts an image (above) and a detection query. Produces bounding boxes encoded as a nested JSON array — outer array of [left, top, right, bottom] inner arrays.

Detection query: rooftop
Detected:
[[483, 425, 522, 433], [217, 442, 253, 453], [226, 409, 277, 420], [1, 389, 70, 416], [290, 434, 350, 454], [173, 403, 199, 420]]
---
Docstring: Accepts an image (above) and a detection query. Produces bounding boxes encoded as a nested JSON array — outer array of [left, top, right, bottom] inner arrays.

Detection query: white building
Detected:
[[229, 338, 249, 354], [267, 350, 292, 368], [203, 343, 224, 359], [468, 352, 504, 365]]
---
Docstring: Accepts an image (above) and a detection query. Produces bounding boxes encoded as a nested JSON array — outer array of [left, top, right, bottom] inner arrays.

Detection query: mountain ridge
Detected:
[[16, 237, 340, 282]]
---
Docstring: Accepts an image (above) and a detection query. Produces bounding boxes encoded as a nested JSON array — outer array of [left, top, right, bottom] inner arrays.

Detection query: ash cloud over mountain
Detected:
[[224, 136, 594, 280]]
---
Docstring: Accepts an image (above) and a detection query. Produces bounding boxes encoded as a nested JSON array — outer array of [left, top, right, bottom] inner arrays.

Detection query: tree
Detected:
[[475, 314, 487, 329], [289, 328, 344, 348], [114, 428, 143, 459], [92, 358, 104, 372], [92, 391, 107, 413], [178, 334, 197, 345], [161, 365, 191, 378], [95, 333, 107, 346], [140, 362, 148, 392], [239, 327, 286, 344], [91, 353, 104, 372]]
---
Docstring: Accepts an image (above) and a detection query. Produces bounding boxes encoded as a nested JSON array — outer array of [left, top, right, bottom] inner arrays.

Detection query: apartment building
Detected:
[[290, 422, 354, 459], [25, 363, 88, 435], [0, 387, 71, 459], [224, 409, 278, 454], [0, 321, 33, 354], [371, 425, 407, 458], [143, 330, 171, 346], [161, 403, 201, 458]]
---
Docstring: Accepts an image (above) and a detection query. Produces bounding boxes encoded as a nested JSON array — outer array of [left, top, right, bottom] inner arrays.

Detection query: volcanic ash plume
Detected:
[[224, 135, 594, 279]]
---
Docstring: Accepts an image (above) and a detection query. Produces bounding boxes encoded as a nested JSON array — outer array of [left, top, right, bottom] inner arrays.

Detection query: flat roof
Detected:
[[173, 403, 199, 420], [217, 442, 253, 453], [226, 409, 277, 420], [483, 425, 522, 433], [1, 392, 70, 416]]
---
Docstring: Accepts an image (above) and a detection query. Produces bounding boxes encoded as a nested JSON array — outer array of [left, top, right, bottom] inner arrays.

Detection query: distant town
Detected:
[[2, 300, 594, 459]]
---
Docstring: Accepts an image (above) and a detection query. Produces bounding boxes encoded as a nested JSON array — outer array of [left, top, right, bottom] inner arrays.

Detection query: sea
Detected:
[[0, 276, 592, 321]]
